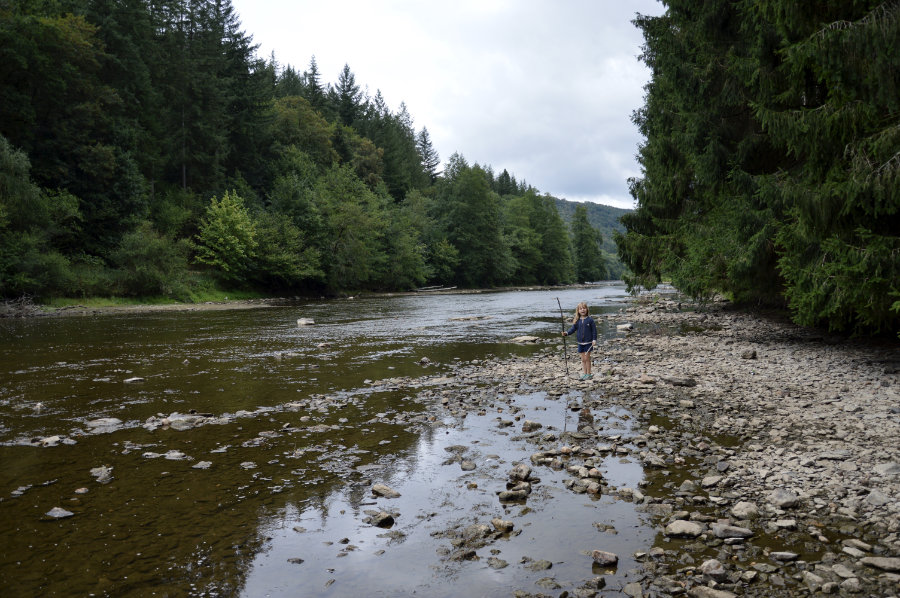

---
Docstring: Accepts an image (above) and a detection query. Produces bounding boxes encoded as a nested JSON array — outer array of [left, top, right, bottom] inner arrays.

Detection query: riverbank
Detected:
[[420, 297, 900, 596]]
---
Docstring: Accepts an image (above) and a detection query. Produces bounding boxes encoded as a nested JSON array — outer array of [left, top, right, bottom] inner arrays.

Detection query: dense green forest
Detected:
[[0, 0, 614, 303], [554, 199, 629, 279], [617, 0, 899, 335]]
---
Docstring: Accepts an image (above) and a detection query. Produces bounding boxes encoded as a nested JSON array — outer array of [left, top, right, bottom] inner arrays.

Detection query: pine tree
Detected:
[[302, 55, 327, 112], [275, 64, 305, 97], [331, 63, 363, 127], [416, 127, 441, 183]]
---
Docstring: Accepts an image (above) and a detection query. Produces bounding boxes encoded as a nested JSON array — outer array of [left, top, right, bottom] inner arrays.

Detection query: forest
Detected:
[[617, 0, 899, 336], [0, 0, 613, 303]]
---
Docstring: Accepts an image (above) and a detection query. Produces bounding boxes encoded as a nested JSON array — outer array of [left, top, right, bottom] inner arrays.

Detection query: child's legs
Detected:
[[580, 350, 591, 373]]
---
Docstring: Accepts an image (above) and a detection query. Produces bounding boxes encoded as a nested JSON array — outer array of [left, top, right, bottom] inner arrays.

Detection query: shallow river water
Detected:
[[0, 285, 664, 597]]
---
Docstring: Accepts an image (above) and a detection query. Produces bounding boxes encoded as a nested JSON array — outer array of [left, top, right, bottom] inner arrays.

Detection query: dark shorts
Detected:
[[577, 343, 594, 354]]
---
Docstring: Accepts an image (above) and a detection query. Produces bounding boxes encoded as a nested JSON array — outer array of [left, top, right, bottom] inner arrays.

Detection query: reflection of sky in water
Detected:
[[240, 390, 654, 598]]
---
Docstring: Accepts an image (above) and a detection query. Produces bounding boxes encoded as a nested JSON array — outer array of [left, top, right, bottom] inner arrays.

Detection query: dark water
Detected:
[[0, 285, 657, 597]]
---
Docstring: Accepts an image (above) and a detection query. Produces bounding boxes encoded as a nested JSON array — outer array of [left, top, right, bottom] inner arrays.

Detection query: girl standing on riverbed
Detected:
[[562, 301, 597, 380]]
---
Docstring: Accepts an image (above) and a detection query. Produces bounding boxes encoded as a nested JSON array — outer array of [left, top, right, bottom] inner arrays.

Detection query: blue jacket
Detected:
[[566, 316, 597, 345]]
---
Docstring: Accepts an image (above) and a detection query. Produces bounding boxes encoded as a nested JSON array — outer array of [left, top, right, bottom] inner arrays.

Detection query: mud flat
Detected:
[[417, 297, 900, 597]]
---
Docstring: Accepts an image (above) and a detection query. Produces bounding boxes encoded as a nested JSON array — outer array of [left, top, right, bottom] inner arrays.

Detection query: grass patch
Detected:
[[45, 289, 265, 309]]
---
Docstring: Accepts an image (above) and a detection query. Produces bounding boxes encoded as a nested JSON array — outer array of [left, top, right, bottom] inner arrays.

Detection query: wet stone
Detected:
[[665, 520, 704, 538], [770, 551, 798, 561], [591, 550, 618, 566], [363, 510, 395, 528], [521, 420, 542, 432], [859, 556, 900, 572], [45, 507, 74, 519], [730, 501, 759, 519], [711, 523, 753, 539], [487, 557, 508, 569], [371, 483, 401, 498], [831, 563, 855, 578], [509, 463, 532, 481], [491, 518, 514, 533], [803, 570, 825, 591], [688, 586, 737, 598], [699, 558, 727, 580], [90, 466, 113, 484], [701, 475, 723, 488]]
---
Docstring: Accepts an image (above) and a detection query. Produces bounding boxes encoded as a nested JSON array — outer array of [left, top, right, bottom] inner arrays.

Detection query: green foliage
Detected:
[[378, 202, 428, 290], [194, 190, 258, 284], [618, 0, 899, 335], [503, 195, 543, 284], [270, 96, 337, 169], [571, 205, 607, 283], [111, 221, 190, 297], [433, 161, 513, 287], [314, 164, 388, 290], [0, 135, 78, 297], [252, 211, 324, 289], [505, 191, 573, 285]]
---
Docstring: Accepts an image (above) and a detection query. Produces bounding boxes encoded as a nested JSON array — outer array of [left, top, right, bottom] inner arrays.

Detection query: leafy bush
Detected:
[[111, 221, 190, 297]]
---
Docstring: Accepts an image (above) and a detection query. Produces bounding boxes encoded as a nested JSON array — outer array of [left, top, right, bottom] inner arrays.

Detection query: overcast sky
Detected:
[[229, 0, 665, 210]]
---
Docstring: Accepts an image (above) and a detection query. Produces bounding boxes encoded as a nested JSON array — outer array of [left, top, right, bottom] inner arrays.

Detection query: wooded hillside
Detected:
[[0, 0, 615, 301]]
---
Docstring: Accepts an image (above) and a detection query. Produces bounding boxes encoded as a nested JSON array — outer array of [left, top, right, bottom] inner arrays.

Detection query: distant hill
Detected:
[[553, 198, 630, 255]]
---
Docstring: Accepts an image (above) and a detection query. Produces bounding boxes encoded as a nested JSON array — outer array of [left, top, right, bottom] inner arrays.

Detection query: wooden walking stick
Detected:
[[556, 297, 571, 379]]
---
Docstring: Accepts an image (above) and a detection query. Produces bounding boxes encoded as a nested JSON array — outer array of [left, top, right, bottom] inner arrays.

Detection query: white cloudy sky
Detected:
[[229, 0, 665, 209]]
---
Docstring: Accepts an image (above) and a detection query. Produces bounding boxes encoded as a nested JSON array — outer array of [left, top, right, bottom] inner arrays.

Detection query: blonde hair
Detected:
[[572, 301, 589, 324]]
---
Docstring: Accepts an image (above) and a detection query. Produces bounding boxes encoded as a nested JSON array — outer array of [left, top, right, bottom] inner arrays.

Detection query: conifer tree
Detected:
[[416, 127, 441, 183]]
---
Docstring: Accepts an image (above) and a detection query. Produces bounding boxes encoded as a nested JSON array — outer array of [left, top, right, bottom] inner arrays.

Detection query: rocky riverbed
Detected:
[[406, 297, 900, 597]]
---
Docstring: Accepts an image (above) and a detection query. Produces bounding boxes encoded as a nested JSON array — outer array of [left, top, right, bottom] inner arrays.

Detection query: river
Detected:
[[1, 284, 659, 597]]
